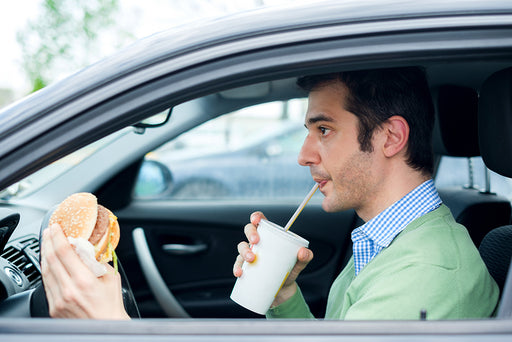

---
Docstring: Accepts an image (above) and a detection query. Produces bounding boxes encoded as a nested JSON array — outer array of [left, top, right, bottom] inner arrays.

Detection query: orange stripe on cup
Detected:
[[274, 271, 290, 298]]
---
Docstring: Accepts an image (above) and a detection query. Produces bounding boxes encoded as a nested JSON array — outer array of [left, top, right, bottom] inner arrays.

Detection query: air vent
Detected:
[[2, 237, 41, 287]]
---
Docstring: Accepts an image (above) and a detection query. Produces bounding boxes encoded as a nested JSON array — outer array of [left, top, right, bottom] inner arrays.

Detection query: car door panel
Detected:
[[115, 202, 357, 318]]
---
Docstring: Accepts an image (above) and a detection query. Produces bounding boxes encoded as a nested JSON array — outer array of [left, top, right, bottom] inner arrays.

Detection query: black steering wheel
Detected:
[[31, 207, 140, 318]]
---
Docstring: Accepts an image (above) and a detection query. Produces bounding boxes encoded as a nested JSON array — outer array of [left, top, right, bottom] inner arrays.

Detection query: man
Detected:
[[41, 67, 497, 320], [234, 67, 499, 319]]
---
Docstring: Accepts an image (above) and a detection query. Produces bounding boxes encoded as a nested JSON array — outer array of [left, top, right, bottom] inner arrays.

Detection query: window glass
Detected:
[[0, 128, 132, 200], [435, 156, 512, 200], [134, 99, 317, 200]]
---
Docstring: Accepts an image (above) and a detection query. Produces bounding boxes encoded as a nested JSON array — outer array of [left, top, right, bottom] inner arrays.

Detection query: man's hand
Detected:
[[40, 223, 130, 319], [233, 211, 313, 307]]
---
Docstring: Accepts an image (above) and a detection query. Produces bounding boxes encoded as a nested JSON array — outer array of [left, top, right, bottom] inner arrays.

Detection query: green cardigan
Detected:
[[267, 205, 499, 320]]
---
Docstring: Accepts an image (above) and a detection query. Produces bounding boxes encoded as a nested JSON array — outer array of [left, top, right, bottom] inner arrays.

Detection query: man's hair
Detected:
[[297, 67, 435, 175]]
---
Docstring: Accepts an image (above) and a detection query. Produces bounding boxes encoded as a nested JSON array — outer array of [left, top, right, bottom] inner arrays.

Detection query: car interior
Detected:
[[477, 67, 512, 310], [0, 60, 512, 322], [433, 84, 511, 247]]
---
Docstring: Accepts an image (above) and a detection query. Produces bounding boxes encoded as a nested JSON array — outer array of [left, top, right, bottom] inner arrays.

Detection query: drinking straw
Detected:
[[284, 183, 319, 231]]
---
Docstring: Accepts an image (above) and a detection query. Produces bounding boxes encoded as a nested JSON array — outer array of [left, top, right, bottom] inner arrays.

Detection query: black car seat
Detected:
[[479, 225, 512, 293], [433, 84, 511, 247], [477, 67, 512, 317]]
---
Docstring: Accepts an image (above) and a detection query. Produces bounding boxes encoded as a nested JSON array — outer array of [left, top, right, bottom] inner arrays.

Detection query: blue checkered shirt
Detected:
[[351, 179, 442, 276]]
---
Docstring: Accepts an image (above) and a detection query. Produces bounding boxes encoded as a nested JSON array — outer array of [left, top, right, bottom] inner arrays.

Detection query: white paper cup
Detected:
[[230, 219, 309, 315]]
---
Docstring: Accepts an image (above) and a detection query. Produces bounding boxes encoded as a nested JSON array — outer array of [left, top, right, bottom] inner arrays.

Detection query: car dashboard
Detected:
[[0, 205, 48, 317]]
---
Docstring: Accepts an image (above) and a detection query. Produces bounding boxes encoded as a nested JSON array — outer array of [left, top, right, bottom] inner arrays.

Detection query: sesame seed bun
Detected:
[[49, 192, 97, 240]]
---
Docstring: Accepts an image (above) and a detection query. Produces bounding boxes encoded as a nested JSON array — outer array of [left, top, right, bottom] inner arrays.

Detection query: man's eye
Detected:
[[319, 127, 329, 135]]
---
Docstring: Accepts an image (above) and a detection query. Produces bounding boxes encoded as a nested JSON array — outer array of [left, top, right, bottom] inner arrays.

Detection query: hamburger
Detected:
[[49, 192, 120, 277]]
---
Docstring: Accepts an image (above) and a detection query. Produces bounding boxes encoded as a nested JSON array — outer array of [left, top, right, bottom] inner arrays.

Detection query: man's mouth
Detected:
[[313, 178, 329, 191]]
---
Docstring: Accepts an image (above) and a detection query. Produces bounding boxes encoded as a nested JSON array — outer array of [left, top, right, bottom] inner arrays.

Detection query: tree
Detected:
[[17, 0, 125, 93]]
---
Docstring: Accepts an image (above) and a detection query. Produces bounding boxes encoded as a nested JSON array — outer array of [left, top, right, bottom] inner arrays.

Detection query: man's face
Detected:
[[298, 83, 379, 214]]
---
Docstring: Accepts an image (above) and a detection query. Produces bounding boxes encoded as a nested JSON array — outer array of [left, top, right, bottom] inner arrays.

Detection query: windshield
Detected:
[[0, 128, 132, 200]]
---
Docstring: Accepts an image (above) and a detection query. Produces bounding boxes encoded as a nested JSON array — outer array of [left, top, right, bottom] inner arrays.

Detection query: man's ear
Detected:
[[382, 115, 409, 157]]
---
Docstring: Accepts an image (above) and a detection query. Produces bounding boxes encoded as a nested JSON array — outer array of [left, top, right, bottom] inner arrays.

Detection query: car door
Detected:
[[115, 199, 356, 318], [104, 98, 358, 318]]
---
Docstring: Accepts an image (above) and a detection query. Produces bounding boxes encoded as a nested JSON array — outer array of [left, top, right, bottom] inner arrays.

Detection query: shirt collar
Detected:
[[353, 179, 442, 249]]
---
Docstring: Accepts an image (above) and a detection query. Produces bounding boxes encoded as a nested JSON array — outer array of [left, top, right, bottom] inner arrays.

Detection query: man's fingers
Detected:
[[233, 211, 268, 278], [41, 230, 58, 309], [250, 211, 266, 226], [42, 224, 97, 314], [243, 223, 259, 245], [233, 254, 244, 277], [41, 227, 83, 317], [41, 227, 70, 286], [289, 247, 313, 281], [237, 241, 254, 263], [48, 223, 95, 279], [297, 247, 314, 264], [237, 241, 248, 254]]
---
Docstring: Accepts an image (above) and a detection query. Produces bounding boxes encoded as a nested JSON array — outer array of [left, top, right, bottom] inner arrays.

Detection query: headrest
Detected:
[[432, 85, 479, 157], [478, 68, 512, 177]]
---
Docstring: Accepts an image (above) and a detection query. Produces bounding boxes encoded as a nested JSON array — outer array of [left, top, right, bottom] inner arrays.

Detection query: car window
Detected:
[[134, 99, 318, 200], [435, 156, 512, 199], [0, 128, 132, 200]]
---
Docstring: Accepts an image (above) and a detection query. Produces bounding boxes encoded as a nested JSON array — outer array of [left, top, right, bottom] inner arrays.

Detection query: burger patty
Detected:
[[88, 205, 109, 245]]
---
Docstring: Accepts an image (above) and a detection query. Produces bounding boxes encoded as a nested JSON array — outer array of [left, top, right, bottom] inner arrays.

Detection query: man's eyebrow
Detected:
[[305, 114, 335, 126]]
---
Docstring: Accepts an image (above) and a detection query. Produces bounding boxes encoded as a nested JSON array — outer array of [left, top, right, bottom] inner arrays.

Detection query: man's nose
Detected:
[[298, 134, 319, 166]]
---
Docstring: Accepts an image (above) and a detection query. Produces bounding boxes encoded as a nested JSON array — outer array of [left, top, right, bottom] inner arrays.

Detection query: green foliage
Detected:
[[17, 0, 121, 93]]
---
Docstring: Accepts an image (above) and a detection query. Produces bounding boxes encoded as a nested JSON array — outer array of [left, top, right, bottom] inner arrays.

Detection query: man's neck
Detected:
[[356, 171, 431, 223]]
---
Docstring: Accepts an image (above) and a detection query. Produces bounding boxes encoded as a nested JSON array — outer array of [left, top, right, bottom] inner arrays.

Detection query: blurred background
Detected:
[[0, 0, 323, 108]]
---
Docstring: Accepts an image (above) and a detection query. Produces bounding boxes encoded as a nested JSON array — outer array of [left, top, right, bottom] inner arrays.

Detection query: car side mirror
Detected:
[[134, 160, 173, 198]]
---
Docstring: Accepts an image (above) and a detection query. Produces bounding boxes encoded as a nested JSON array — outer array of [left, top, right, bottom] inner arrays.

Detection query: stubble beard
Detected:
[[321, 149, 375, 213]]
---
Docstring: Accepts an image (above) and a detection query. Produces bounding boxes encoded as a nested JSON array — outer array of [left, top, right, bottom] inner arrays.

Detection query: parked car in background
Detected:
[[1, 0, 512, 341], [135, 105, 314, 199]]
